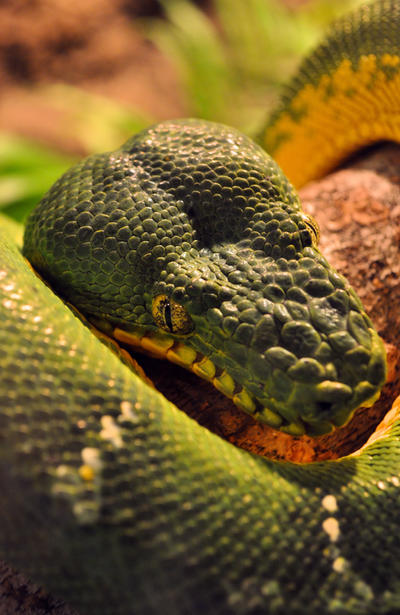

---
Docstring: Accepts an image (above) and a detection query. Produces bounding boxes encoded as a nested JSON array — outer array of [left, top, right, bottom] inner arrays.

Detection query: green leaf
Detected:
[[0, 135, 75, 222]]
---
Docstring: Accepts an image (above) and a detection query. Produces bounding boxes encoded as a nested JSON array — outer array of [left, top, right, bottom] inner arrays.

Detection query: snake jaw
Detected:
[[111, 324, 275, 418], [109, 317, 386, 438]]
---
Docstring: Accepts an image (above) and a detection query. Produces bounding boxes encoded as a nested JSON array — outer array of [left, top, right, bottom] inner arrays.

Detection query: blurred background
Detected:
[[0, 0, 365, 222]]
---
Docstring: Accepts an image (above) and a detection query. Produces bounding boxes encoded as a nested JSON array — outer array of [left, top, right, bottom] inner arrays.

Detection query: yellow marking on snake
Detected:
[[233, 389, 256, 414], [265, 54, 400, 188], [192, 356, 216, 380], [167, 344, 197, 368], [114, 325, 350, 436], [112, 327, 288, 426]]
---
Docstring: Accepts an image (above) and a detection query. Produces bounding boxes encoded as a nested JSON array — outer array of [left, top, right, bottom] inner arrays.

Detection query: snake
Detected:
[[1, 0, 400, 613]]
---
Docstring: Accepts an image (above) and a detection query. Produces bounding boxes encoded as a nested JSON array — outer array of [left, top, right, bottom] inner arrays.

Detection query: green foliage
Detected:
[[148, 0, 232, 122], [147, 0, 365, 134], [1, 0, 366, 220], [0, 135, 75, 223], [0, 87, 153, 222], [41, 85, 153, 153]]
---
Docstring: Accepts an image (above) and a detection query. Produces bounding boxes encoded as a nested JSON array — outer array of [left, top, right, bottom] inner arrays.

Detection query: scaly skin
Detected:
[[23, 120, 386, 436], [1, 1, 400, 614]]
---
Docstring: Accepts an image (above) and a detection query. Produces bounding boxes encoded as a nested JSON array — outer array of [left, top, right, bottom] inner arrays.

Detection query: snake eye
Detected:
[[152, 295, 194, 335], [301, 213, 320, 247]]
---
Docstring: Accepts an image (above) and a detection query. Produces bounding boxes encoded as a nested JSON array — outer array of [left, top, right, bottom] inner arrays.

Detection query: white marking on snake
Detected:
[[2, 299, 15, 309], [54, 464, 71, 478], [322, 517, 340, 542], [119, 400, 139, 423], [321, 494, 338, 513], [100, 415, 123, 448], [332, 556, 348, 573], [81, 447, 102, 472]]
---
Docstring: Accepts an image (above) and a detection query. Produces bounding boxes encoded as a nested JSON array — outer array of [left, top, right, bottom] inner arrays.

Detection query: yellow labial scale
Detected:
[[213, 371, 235, 397], [140, 333, 174, 358], [192, 357, 216, 381], [265, 55, 400, 188], [362, 387, 382, 408], [167, 343, 197, 368], [113, 326, 176, 362], [280, 421, 306, 437], [114, 327, 143, 347], [259, 407, 283, 429], [233, 389, 256, 414]]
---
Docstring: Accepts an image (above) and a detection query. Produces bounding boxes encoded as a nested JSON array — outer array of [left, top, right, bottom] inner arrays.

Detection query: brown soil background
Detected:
[[0, 0, 185, 153], [0, 0, 306, 154]]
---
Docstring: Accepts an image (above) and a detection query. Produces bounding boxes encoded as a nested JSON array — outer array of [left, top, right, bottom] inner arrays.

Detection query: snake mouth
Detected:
[[110, 324, 383, 438], [82, 314, 398, 463], [112, 326, 292, 429]]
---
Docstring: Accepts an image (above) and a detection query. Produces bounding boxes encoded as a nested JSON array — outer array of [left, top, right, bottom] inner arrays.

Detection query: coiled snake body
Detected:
[[1, 1, 400, 613]]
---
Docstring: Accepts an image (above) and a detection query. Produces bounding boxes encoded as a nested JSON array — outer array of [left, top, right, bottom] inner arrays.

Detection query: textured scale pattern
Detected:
[[2, 217, 400, 614], [1, 1, 400, 614], [23, 120, 385, 436]]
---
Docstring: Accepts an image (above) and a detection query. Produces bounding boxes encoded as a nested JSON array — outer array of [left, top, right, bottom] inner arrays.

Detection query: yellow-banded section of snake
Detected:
[[1, 1, 400, 614], [261, 0, 400, 189]]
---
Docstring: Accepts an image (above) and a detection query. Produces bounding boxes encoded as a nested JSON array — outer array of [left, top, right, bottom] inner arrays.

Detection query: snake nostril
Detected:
[[316, 401, 332, 415]]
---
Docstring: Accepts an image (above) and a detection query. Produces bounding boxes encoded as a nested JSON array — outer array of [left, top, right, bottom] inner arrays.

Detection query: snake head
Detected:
[[23, 119, 387, 436]]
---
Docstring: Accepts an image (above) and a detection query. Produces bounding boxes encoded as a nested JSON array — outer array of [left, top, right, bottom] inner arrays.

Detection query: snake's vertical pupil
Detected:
[[163, 301, 173, 332]]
